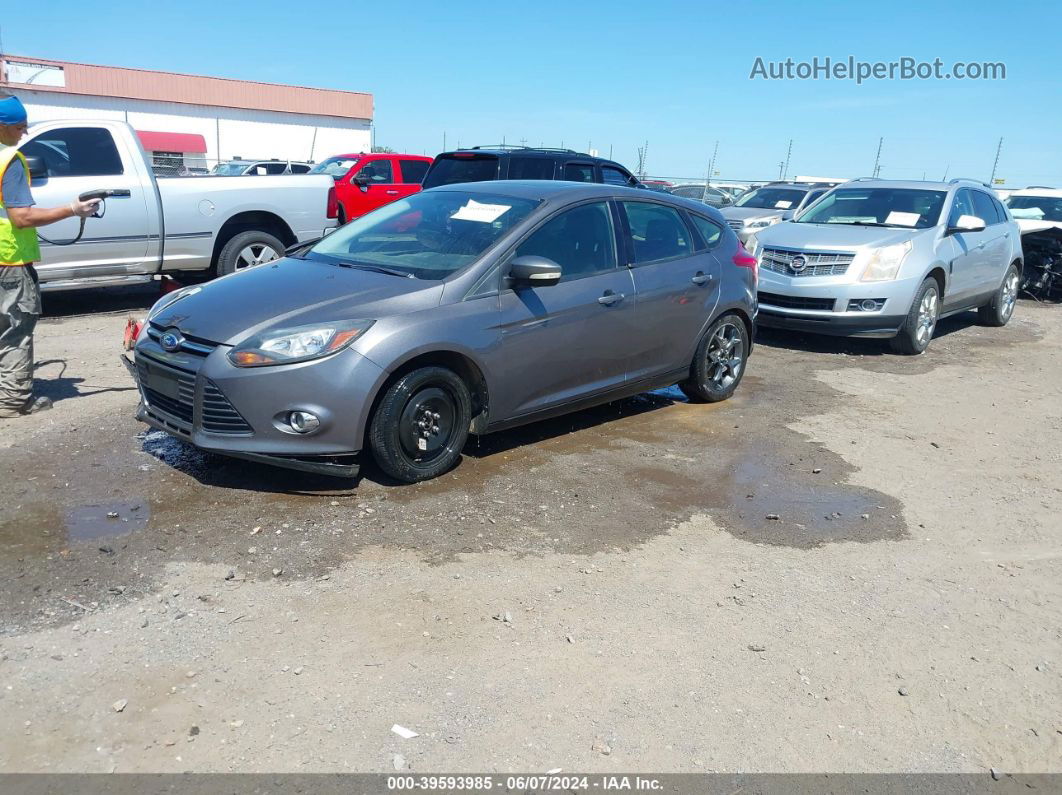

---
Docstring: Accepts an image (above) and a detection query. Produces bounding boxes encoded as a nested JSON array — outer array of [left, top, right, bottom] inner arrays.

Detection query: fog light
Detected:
[[288, 411, 320, 434], [848, 299, 885, 312]]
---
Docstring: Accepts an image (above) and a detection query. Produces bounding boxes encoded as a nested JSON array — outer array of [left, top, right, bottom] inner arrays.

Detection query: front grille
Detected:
[[201, 381, 252, 435], [760, 247, 855, 277], [758, 291, 836, 311], [136, 356, 252, 436], [726, 219, 743, 230]]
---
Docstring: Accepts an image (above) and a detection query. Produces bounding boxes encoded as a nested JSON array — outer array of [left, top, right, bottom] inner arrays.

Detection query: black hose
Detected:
[[36, 216, 87, 246]]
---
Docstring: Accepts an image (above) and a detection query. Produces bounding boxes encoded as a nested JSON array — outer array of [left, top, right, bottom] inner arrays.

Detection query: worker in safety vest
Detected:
[[0, 93, 100, 418]]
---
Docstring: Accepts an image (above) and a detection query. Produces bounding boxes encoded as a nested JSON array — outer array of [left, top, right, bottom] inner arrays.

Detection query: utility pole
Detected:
[[988, 137, 1003, 185], [636, 140, 649, 179], [778, 161, 785, 180], [703, 140, 719, 201], [872, 137, 883, 178], [782, 139, 793, 180], [608, 144, 613, 159], [941, 164, 950, 181], [443, 132, 446, 152]]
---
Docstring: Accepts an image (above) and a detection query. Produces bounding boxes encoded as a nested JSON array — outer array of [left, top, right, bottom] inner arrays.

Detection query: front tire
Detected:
[[977, 264, 1020, 327], [679, 313, 750, 403], [215, 230, 285, 277], [368, 367, 472, 483], [890, 277, 940, 355]]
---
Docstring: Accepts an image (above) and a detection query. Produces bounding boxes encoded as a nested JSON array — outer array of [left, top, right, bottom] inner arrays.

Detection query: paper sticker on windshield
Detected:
[[885, 211, 920, 227], [451, 200, 511, 223], [774, 200, 793, 209]]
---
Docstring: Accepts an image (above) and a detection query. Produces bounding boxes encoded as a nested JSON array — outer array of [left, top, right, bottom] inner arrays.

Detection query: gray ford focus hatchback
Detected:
[[134, 181, 758, 482]]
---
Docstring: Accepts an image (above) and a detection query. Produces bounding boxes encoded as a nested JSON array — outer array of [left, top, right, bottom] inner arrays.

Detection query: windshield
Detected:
[[795, 187, 946, 229], [422, 155, 500, 189], [734, 187, 806, 210], [212, 162, 249, 176], [310, 157, 360, 178], [1006, 195, 1062, 222], [307, 190, 540, 279], [670, 185, 718, 199]]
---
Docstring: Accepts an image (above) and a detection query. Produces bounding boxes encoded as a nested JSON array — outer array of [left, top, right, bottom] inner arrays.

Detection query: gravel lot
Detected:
[[0, 285, 1059, 774]]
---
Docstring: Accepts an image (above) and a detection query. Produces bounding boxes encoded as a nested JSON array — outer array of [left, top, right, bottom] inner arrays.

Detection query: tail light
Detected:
[[326, 186, 339, 219], [733, 243, 758, 284]]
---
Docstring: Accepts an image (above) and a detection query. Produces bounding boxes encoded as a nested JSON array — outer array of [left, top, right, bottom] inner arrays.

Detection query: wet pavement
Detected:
[[0, 300, 1045, 633]]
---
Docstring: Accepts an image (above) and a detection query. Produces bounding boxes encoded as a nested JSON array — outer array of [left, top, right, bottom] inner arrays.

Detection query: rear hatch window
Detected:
[[422, 154, 500, 189]]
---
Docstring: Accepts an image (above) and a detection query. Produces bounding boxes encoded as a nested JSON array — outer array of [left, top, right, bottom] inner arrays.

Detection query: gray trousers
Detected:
[[0, 265, 40, 412]]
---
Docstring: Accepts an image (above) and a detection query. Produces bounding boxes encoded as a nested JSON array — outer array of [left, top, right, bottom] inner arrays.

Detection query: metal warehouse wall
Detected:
[[15, 89, 372, 165]]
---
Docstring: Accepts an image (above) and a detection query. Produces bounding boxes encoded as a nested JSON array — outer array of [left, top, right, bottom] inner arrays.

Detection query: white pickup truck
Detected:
[[17, 120, 338, 291]]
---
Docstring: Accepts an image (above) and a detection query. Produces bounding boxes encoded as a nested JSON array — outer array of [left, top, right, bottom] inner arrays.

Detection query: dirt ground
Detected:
[[0, 285, 1059, 774]]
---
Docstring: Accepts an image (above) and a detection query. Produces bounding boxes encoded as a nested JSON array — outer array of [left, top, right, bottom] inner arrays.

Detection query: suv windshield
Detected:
[[422, 154, 500, 189], [307, 190, 539, 279], [310, 157, 360, 178], [734, 187, 806, 210], [796, 187, 946, 229], [1006, 195, 1062, 222]]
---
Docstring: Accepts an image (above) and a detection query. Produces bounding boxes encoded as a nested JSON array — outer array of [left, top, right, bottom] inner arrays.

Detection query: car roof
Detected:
[[838, 178, 992, 192], [438, 148, 629, 169], [425, 180, 726, 219], [1009, 187, 1062, 197]]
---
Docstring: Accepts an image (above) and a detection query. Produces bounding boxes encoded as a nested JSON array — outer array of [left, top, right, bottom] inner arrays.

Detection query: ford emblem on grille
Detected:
[[789, 255, 808, 273], [159, 330, 184, 352]]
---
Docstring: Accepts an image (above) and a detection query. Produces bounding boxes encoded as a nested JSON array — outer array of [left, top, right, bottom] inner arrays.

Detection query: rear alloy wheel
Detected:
[[215, 230, 285, 277], [369, 367, 472, 483], [679, 313, 750, 403], [977, 264, 1020, 327], [890, 277, 940, 355]]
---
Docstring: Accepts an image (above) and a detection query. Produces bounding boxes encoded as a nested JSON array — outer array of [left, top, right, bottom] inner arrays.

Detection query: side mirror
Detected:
[[510, 255, 561, 286], [949, 214, 986, 234], [24, 155, 48, 179]]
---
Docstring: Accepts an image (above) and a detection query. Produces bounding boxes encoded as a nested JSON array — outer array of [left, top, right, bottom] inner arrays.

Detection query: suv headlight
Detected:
[[745, 216, 779, 229], [745, 235, 760, 257], [859, 241, 912, 282], [229, 320, 375, 367]]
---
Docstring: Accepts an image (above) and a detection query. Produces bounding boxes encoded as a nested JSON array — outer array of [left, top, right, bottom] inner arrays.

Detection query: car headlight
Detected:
[[859, 241, 913, 282], [228, 320, 375, 367], [745, 217, 779, 229], [745, 235, 760, 257]]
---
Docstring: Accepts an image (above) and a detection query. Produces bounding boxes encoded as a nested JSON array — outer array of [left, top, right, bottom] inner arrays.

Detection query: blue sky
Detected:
[[5, 0, 1059, 185]]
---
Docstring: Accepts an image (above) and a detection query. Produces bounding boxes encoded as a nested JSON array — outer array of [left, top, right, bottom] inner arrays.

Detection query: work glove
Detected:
[[70, 199, 102, 218]]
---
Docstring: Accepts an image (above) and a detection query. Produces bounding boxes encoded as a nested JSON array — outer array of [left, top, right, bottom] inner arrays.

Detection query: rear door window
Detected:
[[563, 163, 596, 183], [398, 159, 430, 184], [621, 202, 693, 263], [688, 214, 724, 250], [507, 157, 556, 180], [422, 154, 499, 189], [290, 163, 311, 174]]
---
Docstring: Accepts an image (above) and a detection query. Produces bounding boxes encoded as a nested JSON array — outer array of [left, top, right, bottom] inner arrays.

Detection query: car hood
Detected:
[[754, 222, 929, 251], [150, 258, 444, 345], [1016, 218, 1062, 234], [720, 206, 787, 222]]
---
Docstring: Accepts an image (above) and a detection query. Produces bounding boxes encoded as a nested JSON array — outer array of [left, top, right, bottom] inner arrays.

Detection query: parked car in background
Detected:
[[641, 179, 673, 192], [211, 159, 314, 176], [721, 181, 837, 242], [135, 181, 756, 482], [309, 152, 433, 223], [19, 120, 338, 290], [421, 146, 640, 190], [667, 183, 734, 208], [750, 178, 1023, 354], [1005, 187, 1062, 232]]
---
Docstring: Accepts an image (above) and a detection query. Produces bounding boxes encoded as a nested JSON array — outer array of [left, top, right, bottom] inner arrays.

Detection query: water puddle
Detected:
[[63, 499, 151, 542]]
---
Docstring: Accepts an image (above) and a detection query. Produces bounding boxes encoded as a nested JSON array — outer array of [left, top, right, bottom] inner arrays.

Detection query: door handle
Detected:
[[386, 190, 399, 195], [691, 271, 712, 285], [598, 290, 624, 306], [977, 242, 986, 250]]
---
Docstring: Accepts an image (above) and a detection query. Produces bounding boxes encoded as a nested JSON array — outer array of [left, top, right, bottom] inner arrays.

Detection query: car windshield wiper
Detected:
[[330, 260, 414, 278], [845, 221, 907, 228]]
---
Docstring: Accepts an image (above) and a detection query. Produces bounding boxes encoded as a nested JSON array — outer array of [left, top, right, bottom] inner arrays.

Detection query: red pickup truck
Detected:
[[309, 153, 433, 223]]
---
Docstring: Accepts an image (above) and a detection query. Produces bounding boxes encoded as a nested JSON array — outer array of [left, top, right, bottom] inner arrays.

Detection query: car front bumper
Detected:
[[132, 333, 387, 478], [755, 268, 922, 339]]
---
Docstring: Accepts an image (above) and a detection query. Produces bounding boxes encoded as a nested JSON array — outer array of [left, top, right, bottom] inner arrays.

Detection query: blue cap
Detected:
[[0, 96, 28, 125]]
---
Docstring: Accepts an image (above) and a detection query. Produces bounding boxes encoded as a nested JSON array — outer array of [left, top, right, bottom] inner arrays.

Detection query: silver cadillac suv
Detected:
[[749, 178, 1024, 354]]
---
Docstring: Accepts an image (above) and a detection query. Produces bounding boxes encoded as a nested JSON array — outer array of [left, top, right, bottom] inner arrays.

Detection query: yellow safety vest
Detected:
[[0, 145, 41, 266]]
